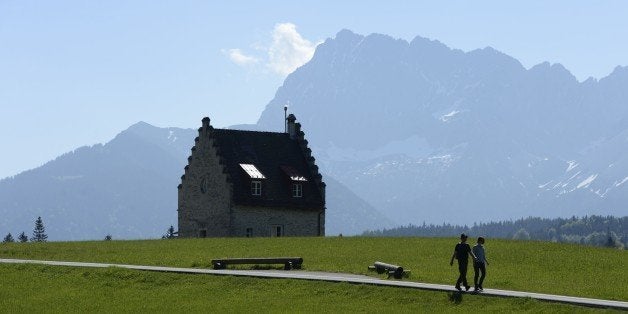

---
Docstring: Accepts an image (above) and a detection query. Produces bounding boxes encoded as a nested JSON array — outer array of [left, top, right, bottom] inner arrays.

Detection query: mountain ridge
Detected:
[[2, 29, 627, 237], [0, 122, 392, 240], [255, 29, 628, 224]]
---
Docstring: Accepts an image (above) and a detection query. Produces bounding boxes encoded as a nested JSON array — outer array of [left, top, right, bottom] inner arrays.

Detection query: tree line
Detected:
[[362, 215, 627, 249], [3, 218, 178, 242], [2, 216, 48, 243]]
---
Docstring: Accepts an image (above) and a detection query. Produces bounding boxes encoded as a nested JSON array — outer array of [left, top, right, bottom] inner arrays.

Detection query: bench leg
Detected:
[[393, 270, 403, 279], [213, 262, 225, 270], [284, 262, 292, 270]]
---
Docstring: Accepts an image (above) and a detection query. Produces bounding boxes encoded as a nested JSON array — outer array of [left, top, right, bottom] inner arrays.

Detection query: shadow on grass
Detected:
[[250, 265, 287, 271], [448, 291, 463, 304]]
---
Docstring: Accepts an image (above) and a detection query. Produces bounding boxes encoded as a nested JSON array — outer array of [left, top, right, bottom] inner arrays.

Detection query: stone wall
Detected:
[[231, 205, 324, 237], [178, 119, 232, 237]]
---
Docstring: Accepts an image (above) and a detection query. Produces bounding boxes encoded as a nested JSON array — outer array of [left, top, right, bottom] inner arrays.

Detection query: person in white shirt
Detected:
[[472, 236, 489, 291]]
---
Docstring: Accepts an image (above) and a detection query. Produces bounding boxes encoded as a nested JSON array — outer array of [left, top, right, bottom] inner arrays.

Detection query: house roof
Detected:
[[210, 128, 325, 210]]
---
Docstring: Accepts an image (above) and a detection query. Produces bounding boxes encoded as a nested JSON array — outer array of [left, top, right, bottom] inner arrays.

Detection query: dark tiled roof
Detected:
[[210, 129, 324, 210]]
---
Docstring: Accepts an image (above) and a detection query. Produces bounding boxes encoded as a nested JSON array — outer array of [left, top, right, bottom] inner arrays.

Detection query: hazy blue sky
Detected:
[[1, 1, 627, 179]]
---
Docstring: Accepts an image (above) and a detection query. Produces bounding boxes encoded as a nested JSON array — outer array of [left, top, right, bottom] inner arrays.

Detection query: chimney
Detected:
[[201, 117, 210, 131], [284, 105, 288, 133], [287, 114, 297, 139]]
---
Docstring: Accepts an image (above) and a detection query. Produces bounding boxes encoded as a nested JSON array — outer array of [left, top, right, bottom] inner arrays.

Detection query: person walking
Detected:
[[472, 236, 489, 291], [450, 233, 476, 291]]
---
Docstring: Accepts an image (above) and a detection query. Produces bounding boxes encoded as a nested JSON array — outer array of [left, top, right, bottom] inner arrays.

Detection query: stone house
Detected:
[[177, 115, 325, 237]]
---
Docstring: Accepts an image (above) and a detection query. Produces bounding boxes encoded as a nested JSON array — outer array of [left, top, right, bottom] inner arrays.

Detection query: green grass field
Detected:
[[0, 237, 626, 313]]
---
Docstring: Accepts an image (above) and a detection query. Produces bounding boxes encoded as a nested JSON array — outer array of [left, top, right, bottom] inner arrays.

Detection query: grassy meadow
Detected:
[[0, 237, 626, 312]]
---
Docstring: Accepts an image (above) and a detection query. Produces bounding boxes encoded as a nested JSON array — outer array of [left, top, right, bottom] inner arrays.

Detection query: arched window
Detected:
[[200, 177, 209, 194]]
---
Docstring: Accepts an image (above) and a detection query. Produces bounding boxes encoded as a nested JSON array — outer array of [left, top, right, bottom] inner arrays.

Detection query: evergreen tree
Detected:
[[163, 225, 176, 239], [513, 228, 531, 240], [3, 233, 15, 243], [606, 228, 615, 248], [361, 215, 628, 249], [32, 216, 48, 242], [18, 232, 28, 243]]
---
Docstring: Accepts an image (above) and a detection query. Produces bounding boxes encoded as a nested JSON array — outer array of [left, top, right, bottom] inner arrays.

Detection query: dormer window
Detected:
[[292, 183, 302, 198], [281, 165, 307, 198], [240, 164, 265, 196], [280, 165, 308, 182], [251, 180, 262, 196]]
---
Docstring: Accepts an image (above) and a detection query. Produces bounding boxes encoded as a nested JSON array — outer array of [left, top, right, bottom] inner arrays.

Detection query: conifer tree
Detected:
[[3, 233, 14, 243], [32, 216, 48, 242], [163, 225, 176, 239], [18, 232, 28, 243], [606, 229, 617, 248]]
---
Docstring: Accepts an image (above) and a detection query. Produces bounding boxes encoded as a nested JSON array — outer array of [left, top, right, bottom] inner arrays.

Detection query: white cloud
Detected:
[[222, 23, 319, 77], [267, 23, 319, 76], [223, 48, 259, 66]]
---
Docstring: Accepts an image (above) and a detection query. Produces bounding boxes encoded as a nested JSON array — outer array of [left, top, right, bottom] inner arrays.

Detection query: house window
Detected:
[[292, 183, 302, 198], [270, 225, 283, 237], [246, 228, 253, 238], [251, 180, 262, 195]]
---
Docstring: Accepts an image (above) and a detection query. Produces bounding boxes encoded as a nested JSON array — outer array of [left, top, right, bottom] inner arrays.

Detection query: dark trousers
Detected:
[[456, 261, 469, 287], [473, 261, 486, 288]]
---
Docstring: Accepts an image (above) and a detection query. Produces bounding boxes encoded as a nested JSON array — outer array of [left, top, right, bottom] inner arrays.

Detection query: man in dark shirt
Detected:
[[449, 233, 477, 291]]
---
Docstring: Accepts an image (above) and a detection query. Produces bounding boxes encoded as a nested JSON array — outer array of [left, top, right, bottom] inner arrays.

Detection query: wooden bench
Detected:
[[211, 257, 303, 270], [368, 261, 411, 279]]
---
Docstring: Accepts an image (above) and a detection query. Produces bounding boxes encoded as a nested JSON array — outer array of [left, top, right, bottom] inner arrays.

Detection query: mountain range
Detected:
[[2, 29, 627, 239], [255, 29, 628, 224], [0, 122, 392, 240]]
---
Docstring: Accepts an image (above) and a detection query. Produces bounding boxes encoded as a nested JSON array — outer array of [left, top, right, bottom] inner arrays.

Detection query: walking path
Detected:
[[1, 258, 626, 310]]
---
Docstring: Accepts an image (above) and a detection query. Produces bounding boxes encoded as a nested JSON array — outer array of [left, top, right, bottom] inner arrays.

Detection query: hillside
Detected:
[[0, 122, 392, 240], [256, 29, 628, 225], [1, 237, 626, 309], [3, 28, 628, 238], [0, 122, 192, 240], [1, 264, 592, 313]]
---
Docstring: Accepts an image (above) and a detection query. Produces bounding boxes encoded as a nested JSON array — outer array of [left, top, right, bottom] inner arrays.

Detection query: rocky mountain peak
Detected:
[[256, 29, 628, 225]]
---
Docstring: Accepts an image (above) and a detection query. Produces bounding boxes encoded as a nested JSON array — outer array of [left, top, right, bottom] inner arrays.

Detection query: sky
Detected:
[[1, 1, 627, 179]]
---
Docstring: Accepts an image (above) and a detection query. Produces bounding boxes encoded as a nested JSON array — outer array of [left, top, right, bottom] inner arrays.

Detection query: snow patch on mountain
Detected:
[[615, 176, 628, 187], [566, 160, 578, 172], [538, 181, 552, 189], [426, 154, 456, 165], [167, 130, 178, 142], [440, 110, 461, 122], [577, 174, 598, 189]]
